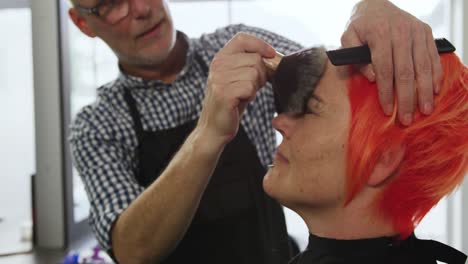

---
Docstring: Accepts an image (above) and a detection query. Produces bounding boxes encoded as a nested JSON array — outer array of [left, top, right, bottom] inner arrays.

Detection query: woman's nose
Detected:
[[272, 114, 295, 139]]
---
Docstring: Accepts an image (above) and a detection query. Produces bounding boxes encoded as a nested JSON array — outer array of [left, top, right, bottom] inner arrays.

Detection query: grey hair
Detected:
[[272, 46, 328, 114], [287, 47, 327, 114]]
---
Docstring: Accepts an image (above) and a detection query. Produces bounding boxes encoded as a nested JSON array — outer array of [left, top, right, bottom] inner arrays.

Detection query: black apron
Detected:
[[122, 52, 294, 264]]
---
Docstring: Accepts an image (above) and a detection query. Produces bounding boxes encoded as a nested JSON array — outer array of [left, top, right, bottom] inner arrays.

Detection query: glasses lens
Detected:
[[98, 0, 129, 24]]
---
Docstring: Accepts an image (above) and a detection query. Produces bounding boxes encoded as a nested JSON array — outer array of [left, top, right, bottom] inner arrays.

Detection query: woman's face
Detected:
[[263, 61, 351, 211]]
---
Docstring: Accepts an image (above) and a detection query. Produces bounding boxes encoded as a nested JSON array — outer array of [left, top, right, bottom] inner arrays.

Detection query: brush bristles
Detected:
[[273, 47, 327, 114]]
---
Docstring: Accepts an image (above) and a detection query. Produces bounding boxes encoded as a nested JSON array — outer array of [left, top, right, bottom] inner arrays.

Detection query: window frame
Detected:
[[0, 0, 29, 9]]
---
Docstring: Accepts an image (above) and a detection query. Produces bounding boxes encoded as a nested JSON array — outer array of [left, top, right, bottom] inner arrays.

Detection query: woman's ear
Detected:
[[68, 8, 97, 38], [367, 144, 406, 187]]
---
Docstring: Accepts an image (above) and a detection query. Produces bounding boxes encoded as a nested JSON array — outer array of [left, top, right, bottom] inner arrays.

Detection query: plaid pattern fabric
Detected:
[[69, 24, 303, 250]]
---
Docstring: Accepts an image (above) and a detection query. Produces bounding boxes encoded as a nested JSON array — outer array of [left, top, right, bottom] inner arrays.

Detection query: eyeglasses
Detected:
[[75, 0, 129, 24]]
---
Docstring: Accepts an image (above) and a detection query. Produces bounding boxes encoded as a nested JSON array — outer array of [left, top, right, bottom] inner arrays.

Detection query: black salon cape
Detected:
[[288, 233, 467, 264]]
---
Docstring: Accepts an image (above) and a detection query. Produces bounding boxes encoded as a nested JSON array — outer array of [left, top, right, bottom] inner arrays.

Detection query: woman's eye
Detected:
[[304, 109, 319, 116]]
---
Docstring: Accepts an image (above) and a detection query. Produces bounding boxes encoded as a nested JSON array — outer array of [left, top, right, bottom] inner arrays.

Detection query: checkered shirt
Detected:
[[69, 24, 303, 251]]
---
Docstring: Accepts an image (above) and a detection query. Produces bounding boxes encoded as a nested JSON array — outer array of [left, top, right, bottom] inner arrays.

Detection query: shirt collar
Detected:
[[305, 232, 398, 259], [299, 232, 467, 264]]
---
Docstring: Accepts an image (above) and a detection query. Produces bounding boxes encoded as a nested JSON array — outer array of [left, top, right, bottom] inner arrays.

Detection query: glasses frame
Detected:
[[75, 0, 108, 17], [74, 0, 130, 24]]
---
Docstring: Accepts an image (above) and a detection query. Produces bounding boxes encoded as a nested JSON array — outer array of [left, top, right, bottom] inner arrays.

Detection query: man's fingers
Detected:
[[412, 23, 434, 115], [256, 57, 268, 87], [230, 67, 262, 88], [224, 80, 259, 117], [341, 24, 376, 82], [201, 33, 274, 143], [424, 24, 443, 94], [368, 22, 395, 116], [212, 53, 262, 70], [391, 20, 415, 126], [221, 32, 276, 58], [211, 53, 267, 86], [229, 80, 258, 102], [212, 67, 264, 89], [347, 0, 442, 123]]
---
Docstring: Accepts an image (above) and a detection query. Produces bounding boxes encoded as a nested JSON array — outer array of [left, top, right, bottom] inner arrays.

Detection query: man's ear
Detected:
[[68, 8, 97, 38], [367, 144, 406, 187]]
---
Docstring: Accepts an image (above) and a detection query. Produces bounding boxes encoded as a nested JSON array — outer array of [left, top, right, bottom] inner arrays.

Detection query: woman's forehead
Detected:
[[310, 61, 350, 103]]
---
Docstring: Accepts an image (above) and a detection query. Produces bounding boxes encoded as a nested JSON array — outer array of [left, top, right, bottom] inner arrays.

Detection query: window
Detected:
[[65, 16, 118, 223]]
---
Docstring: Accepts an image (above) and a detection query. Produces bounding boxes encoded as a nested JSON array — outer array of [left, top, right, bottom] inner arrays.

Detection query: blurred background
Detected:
[[0, 0, 467, 263]]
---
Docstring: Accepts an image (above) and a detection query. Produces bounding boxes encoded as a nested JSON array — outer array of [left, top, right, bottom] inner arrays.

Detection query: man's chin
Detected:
[[136, 31, 176, 63], [137, 52, 171, 67], [139, 44, 173, 63]]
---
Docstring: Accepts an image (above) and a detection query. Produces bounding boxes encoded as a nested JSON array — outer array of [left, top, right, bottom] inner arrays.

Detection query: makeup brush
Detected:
[[263, 47, 328, 115]]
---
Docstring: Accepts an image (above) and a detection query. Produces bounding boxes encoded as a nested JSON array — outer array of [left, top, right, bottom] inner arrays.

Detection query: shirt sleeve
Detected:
[[230, 24, 304, 55], [69, 104, 144, 251], [198, 23, 304, 62]]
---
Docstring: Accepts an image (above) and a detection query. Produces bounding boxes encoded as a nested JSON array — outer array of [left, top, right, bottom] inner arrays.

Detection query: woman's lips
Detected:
[[274, 150, 289, 164]]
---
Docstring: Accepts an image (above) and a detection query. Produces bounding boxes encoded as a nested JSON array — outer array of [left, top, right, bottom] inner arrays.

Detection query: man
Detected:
[[68, 0, 443, 263], [265, 50, 467, 263]]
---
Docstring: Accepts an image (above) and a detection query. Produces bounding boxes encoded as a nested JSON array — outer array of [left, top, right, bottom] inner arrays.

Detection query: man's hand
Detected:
[[341, 0, 443, 125], [197, 33, 275, 147]]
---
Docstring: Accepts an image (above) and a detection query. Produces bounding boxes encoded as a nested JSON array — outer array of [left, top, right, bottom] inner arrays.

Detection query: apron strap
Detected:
[[123, 50, 209, 143], [123, 88, 144, 142]]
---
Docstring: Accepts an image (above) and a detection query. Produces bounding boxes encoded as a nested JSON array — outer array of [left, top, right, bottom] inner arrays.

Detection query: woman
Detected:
[[264, 51, 468, 264]]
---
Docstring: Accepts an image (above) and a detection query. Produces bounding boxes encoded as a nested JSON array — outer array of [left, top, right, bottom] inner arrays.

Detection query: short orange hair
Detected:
[[346, 53, 468, 238]]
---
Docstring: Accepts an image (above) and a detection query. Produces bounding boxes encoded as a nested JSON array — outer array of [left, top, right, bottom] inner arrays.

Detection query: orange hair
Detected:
[[346, 53, 468, 238]]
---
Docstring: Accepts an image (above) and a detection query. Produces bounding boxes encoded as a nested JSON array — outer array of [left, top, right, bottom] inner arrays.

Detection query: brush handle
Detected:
[[263, 51, 284, 72], [263, 51, 284, 80], [327, 38, 456, 66]]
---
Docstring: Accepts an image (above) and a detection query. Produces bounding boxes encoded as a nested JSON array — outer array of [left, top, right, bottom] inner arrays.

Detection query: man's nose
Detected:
[[272, 114, 295, 139], [128, 0, 151, 19]]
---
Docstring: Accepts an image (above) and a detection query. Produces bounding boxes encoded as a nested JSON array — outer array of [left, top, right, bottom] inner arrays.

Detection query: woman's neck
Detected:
[[299, 189, 398, 240]]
